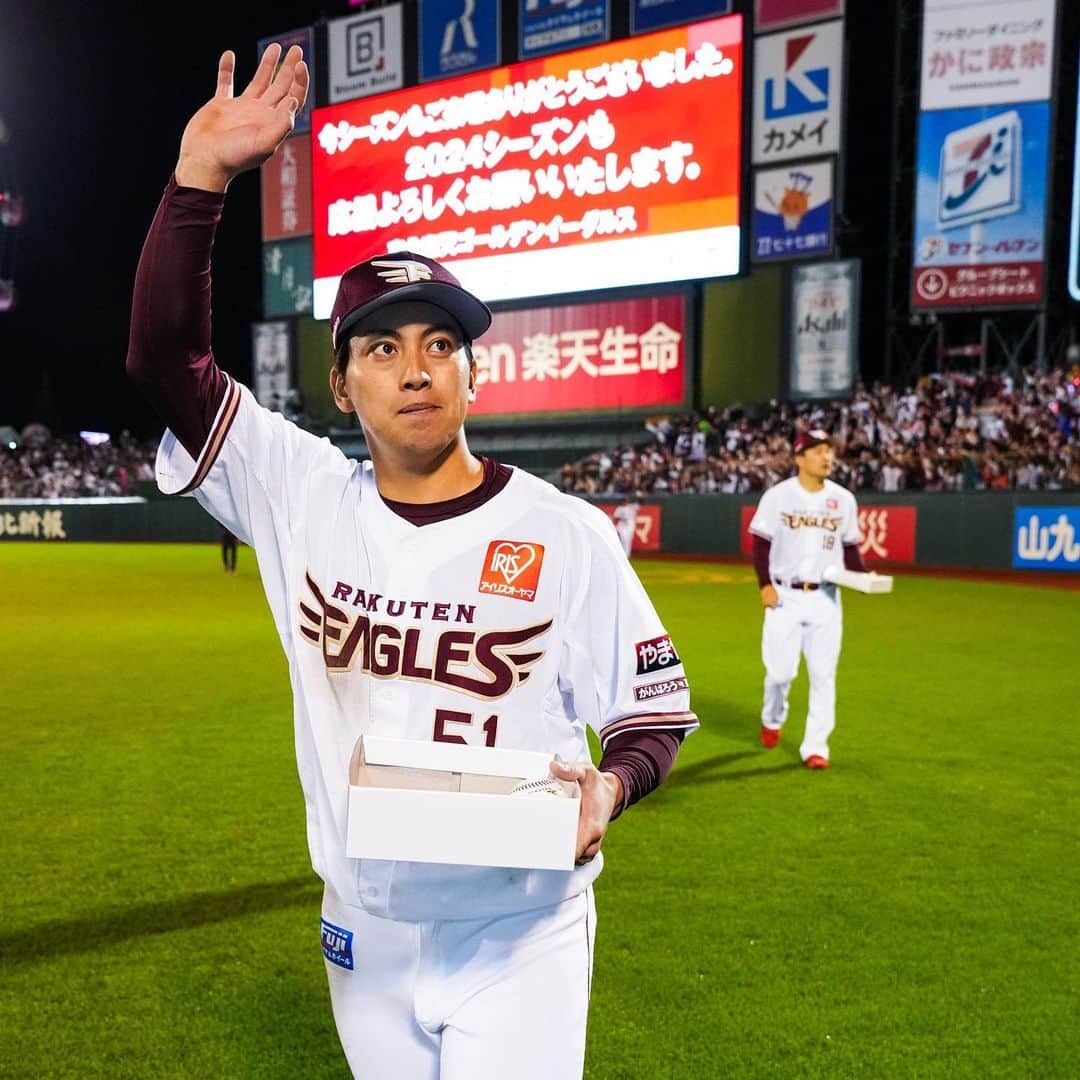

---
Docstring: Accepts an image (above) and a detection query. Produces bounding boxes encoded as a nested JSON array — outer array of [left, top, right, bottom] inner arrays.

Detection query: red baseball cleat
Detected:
[[760, 726, 781, 748], [804, 755, 830, 769]]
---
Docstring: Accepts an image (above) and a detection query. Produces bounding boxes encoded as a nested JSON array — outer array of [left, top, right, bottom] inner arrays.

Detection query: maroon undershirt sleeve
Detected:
[[126, 175, 229, 459], [843, 543, 867, 572], [752, 534, 772, 587], [598, 728, 685, 821]]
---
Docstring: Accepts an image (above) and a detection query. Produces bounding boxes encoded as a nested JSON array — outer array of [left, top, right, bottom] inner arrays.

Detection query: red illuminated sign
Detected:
[[470, 295, 686, 416], [310, 16, 743, 315], [856, 506, 916, 563]]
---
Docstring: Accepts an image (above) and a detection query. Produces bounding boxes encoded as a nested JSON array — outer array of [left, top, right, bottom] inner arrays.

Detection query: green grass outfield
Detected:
[[1, 543, 1077, 1079]]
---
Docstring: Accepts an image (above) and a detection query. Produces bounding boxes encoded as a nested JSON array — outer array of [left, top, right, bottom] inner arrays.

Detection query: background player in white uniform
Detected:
[[612, 497, 640, 557], [747, 430, 865, 769], [125, 44, 697, 1079]]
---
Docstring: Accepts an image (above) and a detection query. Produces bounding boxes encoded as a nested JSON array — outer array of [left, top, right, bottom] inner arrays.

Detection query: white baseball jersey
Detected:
[[155, 378, 697, 922], [748, 477, 859, 584]]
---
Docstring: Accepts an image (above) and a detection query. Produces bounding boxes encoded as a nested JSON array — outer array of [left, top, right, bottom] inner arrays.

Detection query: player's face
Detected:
[[329, 300, 476, 465], [797, 442, 834, 479]]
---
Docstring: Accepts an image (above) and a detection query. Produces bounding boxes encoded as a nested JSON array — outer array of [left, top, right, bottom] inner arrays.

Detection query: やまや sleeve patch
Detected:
[[561, 502, 698, 752]]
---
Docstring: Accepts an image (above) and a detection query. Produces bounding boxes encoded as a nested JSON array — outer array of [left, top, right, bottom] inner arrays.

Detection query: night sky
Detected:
[[1, 1, 1074, 440], [0, 1, 325, 439]]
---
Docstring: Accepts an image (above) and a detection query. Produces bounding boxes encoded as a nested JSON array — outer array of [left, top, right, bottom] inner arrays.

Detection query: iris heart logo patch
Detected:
[[479, 540, 545, 601]]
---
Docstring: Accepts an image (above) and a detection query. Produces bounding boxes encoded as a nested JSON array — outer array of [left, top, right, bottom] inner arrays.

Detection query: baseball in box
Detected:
[[347, 735, 581, 871]]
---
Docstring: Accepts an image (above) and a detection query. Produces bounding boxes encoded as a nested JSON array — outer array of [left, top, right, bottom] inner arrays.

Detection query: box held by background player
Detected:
[[823, 566, 894, 593], [347, 735, 580, 871]]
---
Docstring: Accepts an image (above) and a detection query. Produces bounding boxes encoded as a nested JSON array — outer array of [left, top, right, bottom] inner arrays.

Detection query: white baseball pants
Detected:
[[321, 884, 595, 1079], [760, 586, 843, 761]]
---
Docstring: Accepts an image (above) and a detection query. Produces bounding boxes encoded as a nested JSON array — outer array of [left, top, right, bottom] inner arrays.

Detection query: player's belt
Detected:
[[774, 578, 820, 591]]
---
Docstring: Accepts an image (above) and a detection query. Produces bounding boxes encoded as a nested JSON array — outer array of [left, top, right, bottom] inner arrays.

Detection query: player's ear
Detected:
[[329, 363, 355, 414], [465, 343, 477, 404]]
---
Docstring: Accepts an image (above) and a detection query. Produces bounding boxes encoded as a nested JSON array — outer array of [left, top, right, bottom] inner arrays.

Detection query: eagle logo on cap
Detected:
[[372, 260, 433, 284]]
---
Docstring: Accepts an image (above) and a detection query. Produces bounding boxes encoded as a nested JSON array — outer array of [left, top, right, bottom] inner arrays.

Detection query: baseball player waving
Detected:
[[748, 429, 865, 769], [125, 44, 698, 1079]]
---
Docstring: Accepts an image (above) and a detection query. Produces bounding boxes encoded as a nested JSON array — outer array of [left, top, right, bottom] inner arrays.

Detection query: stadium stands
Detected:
[[0, 429, 157, 499], [6, 366, 1077, 499], [557, 366, 1080, 495]]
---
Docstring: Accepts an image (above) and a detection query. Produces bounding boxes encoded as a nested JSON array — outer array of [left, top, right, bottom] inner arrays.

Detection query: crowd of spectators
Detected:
[[559, 366, 1080, 496], [1, 395, 307, 502], [5, 365, 1079, 500], [0, 426, 158, 499]]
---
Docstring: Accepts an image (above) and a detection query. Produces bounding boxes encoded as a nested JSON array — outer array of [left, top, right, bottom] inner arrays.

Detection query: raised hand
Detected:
[[175, 43, 309, 193]]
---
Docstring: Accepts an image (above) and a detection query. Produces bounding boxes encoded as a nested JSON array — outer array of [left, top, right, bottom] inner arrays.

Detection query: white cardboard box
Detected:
[[823, 566, 894, 593], [346, 735, 580, 871]]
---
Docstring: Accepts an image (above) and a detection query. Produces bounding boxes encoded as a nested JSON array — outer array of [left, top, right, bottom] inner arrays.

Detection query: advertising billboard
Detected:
[[327, 4, 404, 103], [920, 0, 1057, 111], [856, 506, 916, 563], [420, 0, 501, 82], [251, 321, 294, 411], [260, 134, 312, 241], [1013, 507, 1080, 570], [752, 20, 843, 164], [263, 238, 314, 317], [469, 294, 688, 417], [519, 0, 610, 60], [754, 0, 844, 33], [631, 0, 731, 35], [788, 258, 859, 399], [752, 158, 833, 261], [257, 27, 315, 133], [311, 15, 743, 316], [911, 102, 1049, 309]]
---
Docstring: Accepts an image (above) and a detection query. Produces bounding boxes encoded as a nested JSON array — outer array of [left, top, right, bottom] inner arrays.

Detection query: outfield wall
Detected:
[[3, 491, 1078, 573], [0, 498, 220, 543], [588, 491, 1080, 573]]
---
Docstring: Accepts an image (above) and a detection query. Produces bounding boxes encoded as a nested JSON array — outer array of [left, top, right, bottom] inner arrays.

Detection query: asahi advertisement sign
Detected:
[[788, 258, 859, 399]]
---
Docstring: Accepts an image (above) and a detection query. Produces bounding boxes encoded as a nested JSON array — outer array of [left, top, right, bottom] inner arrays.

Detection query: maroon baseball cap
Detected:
[[792, 428, 832, 455], [330, 251, 492, 351]]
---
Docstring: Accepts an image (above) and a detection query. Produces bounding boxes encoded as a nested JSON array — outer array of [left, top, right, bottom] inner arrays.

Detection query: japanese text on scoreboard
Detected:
[[311, 15, 743, 314]]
